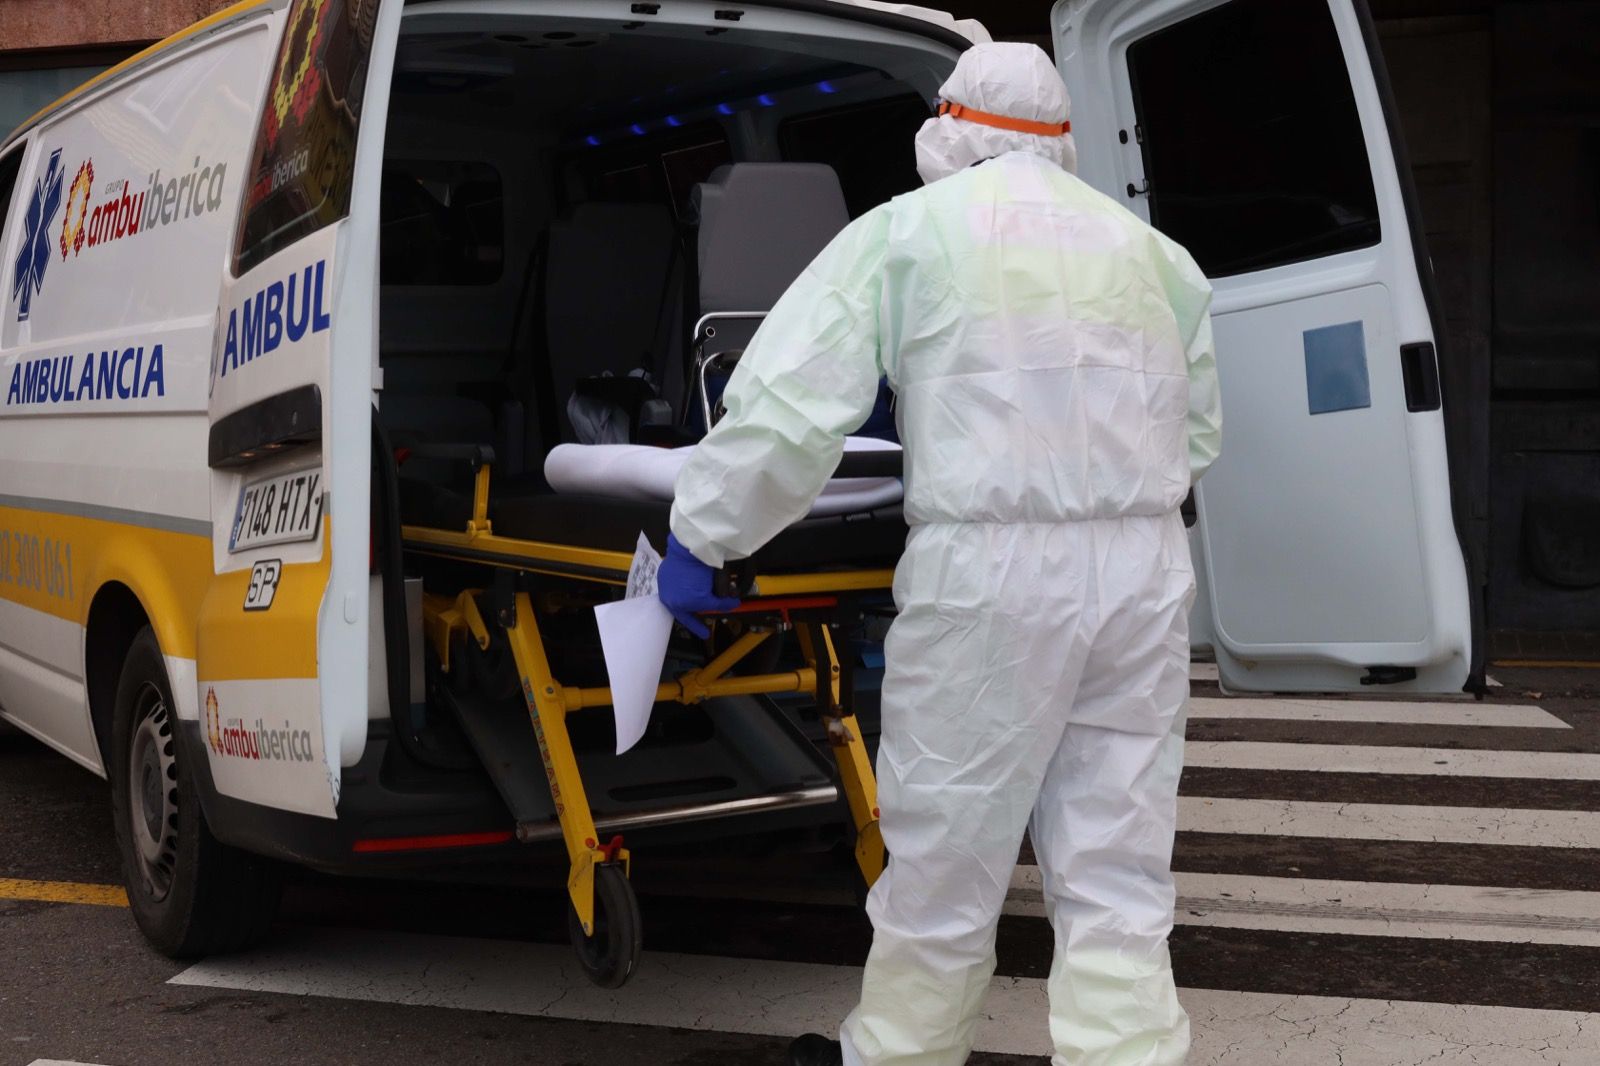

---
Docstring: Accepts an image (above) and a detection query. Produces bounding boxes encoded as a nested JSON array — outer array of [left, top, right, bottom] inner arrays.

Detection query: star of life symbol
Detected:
[[11, 148, 64, 322]]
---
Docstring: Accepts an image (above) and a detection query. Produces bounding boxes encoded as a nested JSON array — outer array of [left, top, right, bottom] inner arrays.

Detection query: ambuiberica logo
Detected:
[[59, 154, 228, 259], [204, 686, 316, 764], [9, 146, 227, 322]]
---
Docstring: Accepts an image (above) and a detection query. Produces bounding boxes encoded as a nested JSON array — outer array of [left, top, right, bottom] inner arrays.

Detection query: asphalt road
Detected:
[[3, 667, 1598, 1066]]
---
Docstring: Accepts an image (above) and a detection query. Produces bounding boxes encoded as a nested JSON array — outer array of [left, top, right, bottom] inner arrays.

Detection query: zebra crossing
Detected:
[[158, 673, 1600, 1063], [168, 927, 1600, 1061]]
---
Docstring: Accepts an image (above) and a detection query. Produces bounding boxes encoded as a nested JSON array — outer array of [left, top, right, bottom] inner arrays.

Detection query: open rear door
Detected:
[[1053, 0, 1479, 693], [199, 0, 395, 817]]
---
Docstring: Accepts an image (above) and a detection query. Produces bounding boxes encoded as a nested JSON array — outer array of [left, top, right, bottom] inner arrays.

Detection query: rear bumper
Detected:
[[179, 718, 855, 878], [179, 719, 519, 874]]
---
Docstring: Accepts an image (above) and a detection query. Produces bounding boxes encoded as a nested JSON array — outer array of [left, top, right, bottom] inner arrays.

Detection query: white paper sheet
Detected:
[[594, 534, 674, 755]]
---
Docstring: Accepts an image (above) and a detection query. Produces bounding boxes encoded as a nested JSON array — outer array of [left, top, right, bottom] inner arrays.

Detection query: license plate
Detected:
[[229, 468, 324, 553]]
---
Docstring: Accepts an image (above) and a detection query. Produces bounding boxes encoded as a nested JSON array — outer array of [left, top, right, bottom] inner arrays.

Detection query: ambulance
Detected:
[[0, 0, 1480, 975]]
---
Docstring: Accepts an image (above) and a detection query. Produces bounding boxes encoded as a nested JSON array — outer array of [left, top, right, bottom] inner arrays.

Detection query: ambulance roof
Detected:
[[822, 1, 992, 45], [4, 0, 986, 149]]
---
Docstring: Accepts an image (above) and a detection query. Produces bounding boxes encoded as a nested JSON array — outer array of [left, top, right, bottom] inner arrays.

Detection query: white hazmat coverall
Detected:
[[670, 42, 1221, 1066]]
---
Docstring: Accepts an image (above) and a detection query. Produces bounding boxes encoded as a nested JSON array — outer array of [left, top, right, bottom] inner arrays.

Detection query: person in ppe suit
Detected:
[[658, 41, 1221, 1066]]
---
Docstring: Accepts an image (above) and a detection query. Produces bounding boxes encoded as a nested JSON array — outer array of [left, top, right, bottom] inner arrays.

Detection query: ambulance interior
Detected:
[[368, 14, 946, 848]]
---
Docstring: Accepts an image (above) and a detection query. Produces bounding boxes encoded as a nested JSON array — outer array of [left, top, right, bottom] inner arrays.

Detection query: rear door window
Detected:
[[235, 0, 380, 275], [1127, 0, 1380, 276]]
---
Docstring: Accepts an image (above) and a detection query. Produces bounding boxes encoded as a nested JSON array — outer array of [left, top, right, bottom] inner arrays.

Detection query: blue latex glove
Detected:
[[657, 534, 740, 639]]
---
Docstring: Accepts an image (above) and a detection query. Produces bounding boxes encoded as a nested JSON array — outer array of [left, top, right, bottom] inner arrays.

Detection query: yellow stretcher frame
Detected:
[[400, 464, 888, 957]]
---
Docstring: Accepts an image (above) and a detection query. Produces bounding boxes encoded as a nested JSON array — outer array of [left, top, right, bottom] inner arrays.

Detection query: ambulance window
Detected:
[[0, 145, 21, 322], [1127, 0, 1380, 277], [380, 161, 503, 286], [0, 147, 22, 241], [780, 94, 928, 217], [234, 0, 379, 275]]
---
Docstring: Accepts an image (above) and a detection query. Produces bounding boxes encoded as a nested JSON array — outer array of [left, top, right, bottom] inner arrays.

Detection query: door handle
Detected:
[[1400, 342, 1441, 412]]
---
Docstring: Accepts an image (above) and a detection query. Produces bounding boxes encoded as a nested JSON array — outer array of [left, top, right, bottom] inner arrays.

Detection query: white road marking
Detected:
[[1176, 797, 1600, 848], [642, 800, 1600, 912], [27, 1061, 118, 1065], [1003, 868, 1600, 945], [1183, 988, 1596, 1065], [1174, 873, 1600, 946], [1189, 697, 1568, 729], [1184, 742, 1600, 779], [170, 927, 1047, 1057], [170, 929, 1600, 1061]]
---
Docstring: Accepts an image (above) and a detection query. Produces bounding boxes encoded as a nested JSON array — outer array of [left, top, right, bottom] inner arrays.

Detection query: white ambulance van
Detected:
[[0, 0, 1480, 975]]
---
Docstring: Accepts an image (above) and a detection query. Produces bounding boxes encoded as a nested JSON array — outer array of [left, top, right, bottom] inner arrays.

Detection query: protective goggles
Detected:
[[936, 100, 1071, 137]]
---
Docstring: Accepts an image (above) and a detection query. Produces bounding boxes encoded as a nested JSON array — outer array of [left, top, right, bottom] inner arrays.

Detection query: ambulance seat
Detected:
[[543, 202, 684, 440], [687, 163, 850, 428], [392, 167, 909, 570], [691, 163, 849, 357], [489, 166, 905, 569], [386, 202, 687, 529]]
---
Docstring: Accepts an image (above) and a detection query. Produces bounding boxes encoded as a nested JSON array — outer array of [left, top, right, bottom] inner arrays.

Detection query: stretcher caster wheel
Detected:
[[789, 1034, 844, 1066], [568, 862, 642, 989]]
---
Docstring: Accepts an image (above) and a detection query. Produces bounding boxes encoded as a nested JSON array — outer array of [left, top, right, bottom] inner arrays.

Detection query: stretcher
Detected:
[[399, 447, 904, 987]]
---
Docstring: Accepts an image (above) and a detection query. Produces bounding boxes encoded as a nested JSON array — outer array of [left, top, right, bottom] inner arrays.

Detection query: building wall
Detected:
[[0, 0, 235, 138], [0, 0, 231, 53]]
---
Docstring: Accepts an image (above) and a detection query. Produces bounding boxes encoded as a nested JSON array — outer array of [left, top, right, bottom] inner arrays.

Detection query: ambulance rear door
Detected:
[[1053, 0, 1481, 693], [200, 0, 396, 817]]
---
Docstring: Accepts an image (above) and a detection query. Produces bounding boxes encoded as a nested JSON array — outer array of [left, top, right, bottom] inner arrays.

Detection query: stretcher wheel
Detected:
[[568, 862, 642, 989]]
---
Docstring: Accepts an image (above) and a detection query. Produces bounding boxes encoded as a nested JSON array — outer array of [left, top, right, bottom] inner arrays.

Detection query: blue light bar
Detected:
[[630, 123, 646, 136], [817, 80, 838, 94], [585, 135, 601, 146], [717, 103, 735, 116], [757, 93, 776, 107], [666, 115, 682, 127]]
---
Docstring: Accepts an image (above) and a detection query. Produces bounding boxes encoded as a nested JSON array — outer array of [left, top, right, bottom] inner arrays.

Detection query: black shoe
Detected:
[[788, 1033, 844, 1066]]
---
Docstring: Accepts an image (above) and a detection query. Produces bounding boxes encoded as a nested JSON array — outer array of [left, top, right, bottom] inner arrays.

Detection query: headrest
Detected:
[[691, 163, 850, 313]]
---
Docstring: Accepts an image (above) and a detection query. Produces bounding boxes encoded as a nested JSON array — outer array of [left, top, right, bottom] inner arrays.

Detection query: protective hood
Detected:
[[914, 41, 1076, 183]]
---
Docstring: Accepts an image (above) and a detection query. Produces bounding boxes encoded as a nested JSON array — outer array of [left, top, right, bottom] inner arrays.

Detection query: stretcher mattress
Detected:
[[543, 438, 903, 517]]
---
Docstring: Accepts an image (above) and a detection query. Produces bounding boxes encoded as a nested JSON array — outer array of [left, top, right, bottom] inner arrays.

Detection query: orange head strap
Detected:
[[937, 101, 1070, 137]]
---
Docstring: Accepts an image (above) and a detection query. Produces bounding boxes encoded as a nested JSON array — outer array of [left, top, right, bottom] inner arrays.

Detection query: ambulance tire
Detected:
[[110, 627, 282, 958]]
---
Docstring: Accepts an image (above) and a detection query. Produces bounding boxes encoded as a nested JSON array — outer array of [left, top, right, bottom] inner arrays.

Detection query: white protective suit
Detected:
[[670, 42, 1221, 1066]]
